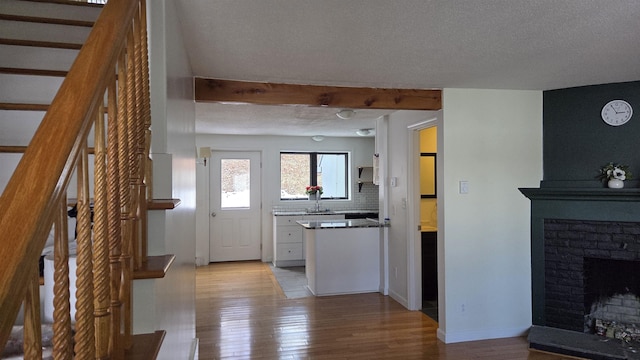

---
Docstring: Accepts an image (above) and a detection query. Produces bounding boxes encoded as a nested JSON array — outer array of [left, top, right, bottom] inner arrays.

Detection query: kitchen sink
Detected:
[[305, 208, 333, 214]]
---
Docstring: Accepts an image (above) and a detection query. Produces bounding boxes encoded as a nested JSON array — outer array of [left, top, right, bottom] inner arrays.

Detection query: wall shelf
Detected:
[[148, 198, 181, 210], [357, 166, 375, 192], [133, 254, 175, 280]]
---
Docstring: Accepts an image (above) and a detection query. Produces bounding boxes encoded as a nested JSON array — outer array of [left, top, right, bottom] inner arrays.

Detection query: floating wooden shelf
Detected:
[[125, 330, 166, 360], [66, 198, 181, 209], [148, 198, 181, 210], [357, 166, 375, 192], [133, 254, 175, 280]]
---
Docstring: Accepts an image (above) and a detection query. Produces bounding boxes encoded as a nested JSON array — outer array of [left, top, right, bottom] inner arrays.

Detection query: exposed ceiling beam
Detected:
[[194, 78, 441, 111]]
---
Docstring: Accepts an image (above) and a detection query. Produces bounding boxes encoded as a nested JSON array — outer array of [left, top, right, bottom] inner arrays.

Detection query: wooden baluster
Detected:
[[109, 51, 127, 359], [53, 195, 73, 359], [119, 30, 134, 349], [135, 3, 149, 266], [125, 21, 140, 272], [74, 144, 95, 359], [94, 99, 110, 359], [141, 0, 153, 204], [23, 267, 42, 358]]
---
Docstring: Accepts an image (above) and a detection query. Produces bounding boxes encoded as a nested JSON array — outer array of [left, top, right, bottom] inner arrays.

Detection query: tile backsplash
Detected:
[[272, 183, 378, 213]]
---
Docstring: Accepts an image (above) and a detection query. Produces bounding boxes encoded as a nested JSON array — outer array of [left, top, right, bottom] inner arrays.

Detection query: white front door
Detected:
[[209, 151, 261, 262]]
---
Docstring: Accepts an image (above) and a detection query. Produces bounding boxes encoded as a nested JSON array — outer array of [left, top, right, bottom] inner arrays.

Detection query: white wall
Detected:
[[136, 1, 197, 358], [384, 89, 542, 343], [383, 110, 438, 306], [195, 134, 376, 265], [440, 89, 542, 342]]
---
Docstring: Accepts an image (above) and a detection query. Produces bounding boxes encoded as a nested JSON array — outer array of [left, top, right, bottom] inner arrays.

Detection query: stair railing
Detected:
[[0, 0, 152, 358]]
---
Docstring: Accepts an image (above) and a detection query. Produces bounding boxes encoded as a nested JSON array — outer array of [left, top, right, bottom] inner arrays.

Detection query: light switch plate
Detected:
[[459, 180, 469, 194]]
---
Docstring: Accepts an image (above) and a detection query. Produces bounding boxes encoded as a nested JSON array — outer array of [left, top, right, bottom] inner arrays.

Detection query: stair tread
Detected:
[[0, 13, 94, 27], [125, 330, 166, 360], [0, 102, 49, 111], [23, 0, 104, 8], [0, 67, 67, 77], [0, 37, 82, 50], [148, 199, 182, 210], [0, 0, 101, 25], [133, 255, 176, 280]]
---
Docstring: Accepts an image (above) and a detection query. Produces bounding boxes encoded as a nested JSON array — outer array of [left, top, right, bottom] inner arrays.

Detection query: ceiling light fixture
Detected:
[[311, 135, 325, 142], [336, 109, 355, 120], [356, 128, 374, 137]]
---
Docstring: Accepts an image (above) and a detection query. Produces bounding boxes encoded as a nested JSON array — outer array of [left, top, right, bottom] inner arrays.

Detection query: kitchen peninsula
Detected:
[[297, 218, 383, 296]]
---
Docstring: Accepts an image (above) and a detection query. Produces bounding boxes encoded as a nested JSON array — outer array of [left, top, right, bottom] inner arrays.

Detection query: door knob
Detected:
[[211, 212, 217, 217]]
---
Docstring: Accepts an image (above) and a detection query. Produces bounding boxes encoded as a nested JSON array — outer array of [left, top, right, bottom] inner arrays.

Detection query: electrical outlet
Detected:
[[394, 267, 398, 279]]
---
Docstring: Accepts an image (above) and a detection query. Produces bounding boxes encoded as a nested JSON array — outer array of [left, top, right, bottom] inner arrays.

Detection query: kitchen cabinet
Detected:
[[298, 220, 381, 296], [272, 213, 345, 267]]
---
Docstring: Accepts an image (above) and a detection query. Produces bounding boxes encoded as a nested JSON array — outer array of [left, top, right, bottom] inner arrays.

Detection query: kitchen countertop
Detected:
[[296, 218, 383, 229]]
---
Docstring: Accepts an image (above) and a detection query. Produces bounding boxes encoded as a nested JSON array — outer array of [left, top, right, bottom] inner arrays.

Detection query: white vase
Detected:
[[607, 178, 624, 189], [308, 193, 319, 200]]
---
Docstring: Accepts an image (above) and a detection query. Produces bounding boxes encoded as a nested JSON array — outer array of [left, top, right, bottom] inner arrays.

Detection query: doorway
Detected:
[[405, 114, 442, 320], [209, 151, 262, 262], [419, 127, 438, 321]]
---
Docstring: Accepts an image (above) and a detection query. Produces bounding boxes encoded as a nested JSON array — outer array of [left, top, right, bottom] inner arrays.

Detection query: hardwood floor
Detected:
[[196, 261, 576, 359]]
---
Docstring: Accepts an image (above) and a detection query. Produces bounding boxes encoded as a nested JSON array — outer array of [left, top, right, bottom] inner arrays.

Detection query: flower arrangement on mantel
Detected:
[[598, 162, 632, 188], [305, 185, 323, 195]]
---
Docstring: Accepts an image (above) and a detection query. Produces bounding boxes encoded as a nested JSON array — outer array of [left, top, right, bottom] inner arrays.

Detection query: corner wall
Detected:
[[139, 1, 196, 358]]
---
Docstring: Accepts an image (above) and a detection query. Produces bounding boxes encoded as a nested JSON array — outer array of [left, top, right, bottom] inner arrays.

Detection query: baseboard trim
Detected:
[[436, 326, 529, 344], [189, 338, 199, 360], [388, 289, 408, 309]]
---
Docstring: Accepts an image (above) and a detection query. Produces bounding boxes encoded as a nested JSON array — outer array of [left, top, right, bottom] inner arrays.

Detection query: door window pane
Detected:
[[221, 159, 250, 208]]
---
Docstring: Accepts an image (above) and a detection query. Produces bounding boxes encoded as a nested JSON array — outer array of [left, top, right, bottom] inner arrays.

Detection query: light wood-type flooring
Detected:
[[196, 261, 576, 359]]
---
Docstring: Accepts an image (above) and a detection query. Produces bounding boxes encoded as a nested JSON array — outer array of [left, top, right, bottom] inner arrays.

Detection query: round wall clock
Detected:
[[601, 99, 633, 126]]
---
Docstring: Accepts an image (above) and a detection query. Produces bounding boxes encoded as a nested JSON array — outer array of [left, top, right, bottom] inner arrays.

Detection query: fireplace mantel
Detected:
[[520, 187, 640, 202]]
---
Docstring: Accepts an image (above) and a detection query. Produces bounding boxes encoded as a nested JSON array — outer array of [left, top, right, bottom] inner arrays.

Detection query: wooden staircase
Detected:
[[0, 1, 176, 358]]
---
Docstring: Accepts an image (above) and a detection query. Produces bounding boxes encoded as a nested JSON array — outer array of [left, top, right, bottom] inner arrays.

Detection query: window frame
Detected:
[[280, 151, 350, 200]]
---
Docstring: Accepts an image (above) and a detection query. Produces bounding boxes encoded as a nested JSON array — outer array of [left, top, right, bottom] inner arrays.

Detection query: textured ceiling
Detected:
[[174, 0, 640, 137]]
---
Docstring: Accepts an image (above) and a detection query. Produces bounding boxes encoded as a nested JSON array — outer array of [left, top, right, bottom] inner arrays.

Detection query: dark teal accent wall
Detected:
[[543, 81, 640, 188]]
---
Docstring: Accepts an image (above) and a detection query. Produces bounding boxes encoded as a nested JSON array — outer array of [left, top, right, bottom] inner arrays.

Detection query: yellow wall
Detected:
[[419, 127, 437, 230]]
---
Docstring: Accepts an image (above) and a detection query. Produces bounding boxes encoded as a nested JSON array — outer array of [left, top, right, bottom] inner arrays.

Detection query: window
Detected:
[[280, 152, 348, 200]]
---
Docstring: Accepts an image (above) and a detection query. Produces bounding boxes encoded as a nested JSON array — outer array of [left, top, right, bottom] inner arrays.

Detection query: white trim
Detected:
[[436, 326, 530, 344], [389, 288, 409, 309], [405, 117, 439, 311], [189, 338, 199, 360]]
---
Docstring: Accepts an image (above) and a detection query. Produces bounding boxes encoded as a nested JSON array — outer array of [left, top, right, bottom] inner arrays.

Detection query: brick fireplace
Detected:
[[520, 187, 640, 358], [544, 219, 640, 336]]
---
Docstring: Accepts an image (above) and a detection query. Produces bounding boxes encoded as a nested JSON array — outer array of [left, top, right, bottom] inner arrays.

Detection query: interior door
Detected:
[[209, 151, 261, 262]]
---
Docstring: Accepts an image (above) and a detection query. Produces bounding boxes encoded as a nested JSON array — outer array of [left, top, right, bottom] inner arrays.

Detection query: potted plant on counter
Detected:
[[305, 185, 323, 200]]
